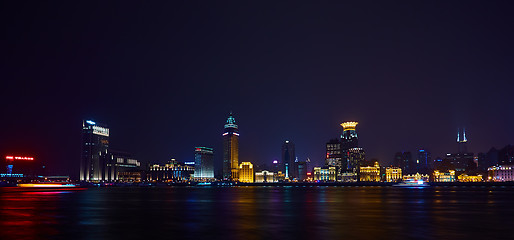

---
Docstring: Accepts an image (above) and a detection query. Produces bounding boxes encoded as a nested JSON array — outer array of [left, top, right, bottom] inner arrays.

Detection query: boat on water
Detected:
[[393, 179, 430, 188], [15, 182, 84, 191]]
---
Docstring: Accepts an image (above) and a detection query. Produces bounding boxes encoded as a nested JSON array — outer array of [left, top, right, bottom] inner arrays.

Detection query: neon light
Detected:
[[5, 156, 33, 160], [184, 162, 195, 165], [273, 160, 278, 164], [233, 133, 239, 136], [222, 133, 228, 136], [86, 120, 96, 125]]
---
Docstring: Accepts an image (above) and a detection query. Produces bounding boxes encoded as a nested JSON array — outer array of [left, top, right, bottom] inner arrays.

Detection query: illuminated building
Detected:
[[1, 155, 38, 179], [359, 162, 380, 182], [313, 166, 336, 181], [326, 138, 342, 168], [340, 122, 364, 178], [106, 150, 141, 182], [194, 147, 214, 180], [433, 170, 456, 182], [275, 171, 286, 182], [255, 170, 276, 183], [457, 174, 483, 182], [118, 170, 143, 182], [81, 120, 110, 181], [488, 165, 514, 182], [403, 172, 429, 182], [341, 122, 359, 149], [385, 167, 402, 182], [223, 113, 239, 180], [282, 140, 296, 179], [238, 162, 254, 183], [149, 159, 194, 181]]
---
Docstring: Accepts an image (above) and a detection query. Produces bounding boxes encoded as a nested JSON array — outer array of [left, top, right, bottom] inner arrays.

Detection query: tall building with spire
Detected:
[[457, 128, 468, 153], [281, 140, 296, 179], [445, 128, 475, 173], [223, 113, 239, 180]]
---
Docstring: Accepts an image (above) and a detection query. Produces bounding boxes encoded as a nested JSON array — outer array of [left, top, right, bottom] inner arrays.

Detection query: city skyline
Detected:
[[1, 1, 514, 177]]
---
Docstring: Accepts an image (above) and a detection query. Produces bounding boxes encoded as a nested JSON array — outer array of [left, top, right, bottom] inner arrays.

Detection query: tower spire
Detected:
[[457, 128, 460, 142], [463, 128, 467, 142]]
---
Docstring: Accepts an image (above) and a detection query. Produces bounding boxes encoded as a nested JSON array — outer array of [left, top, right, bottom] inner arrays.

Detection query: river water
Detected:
[[0, 186, 513, 239]]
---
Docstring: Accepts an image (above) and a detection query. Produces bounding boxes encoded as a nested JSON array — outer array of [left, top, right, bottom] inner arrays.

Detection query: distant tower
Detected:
[[81, 120, 109, 181], [457, 128, 468, 153], [281, 140, 296, 179], [223, 113, 239, 180]]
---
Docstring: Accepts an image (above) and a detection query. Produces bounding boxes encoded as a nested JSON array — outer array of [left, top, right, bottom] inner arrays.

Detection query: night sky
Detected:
[[1, 1, 513, 177]]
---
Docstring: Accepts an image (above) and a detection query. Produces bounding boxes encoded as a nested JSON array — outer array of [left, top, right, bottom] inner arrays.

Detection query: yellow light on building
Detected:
[[340, 122, 359, 131], [313, 167, 336, 181], [433, 170, 456, 182], [385, 167, 402, 182], [360, 162, 380, 182], [458, 174, 483, 182], [238, 162, 254, 183]]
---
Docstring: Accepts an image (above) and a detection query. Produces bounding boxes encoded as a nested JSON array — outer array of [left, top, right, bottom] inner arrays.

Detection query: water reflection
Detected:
[[1, 186, 514, 239]]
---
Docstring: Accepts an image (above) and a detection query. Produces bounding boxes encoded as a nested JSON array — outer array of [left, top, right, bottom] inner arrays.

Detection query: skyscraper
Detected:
[[446, 128, 475, 173], [80, 120, 109, 181], [223, 113, 239, 180], [194, 147, 214, 179], [340, 122, 363, 174], [394, 151, 412, 174], [326, 138, 342, 167], [457, 128, 468, 153], [281, 140, 296, 179], [416, 148, 431, 174]]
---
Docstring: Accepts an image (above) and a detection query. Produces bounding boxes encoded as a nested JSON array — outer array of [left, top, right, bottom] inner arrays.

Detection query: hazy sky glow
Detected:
[[1, 1, 513, 177]]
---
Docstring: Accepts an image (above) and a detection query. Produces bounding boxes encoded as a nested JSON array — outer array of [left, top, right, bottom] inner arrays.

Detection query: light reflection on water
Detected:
[[0, 186, 513, 239]]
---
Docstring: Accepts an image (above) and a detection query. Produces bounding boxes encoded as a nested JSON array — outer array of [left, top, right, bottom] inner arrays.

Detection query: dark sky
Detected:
[[1, 1, 513, 177]]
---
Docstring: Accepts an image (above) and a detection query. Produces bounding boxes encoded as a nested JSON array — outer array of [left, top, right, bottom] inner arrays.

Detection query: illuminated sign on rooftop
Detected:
[[86, 120, 96, 125], [92, 126, 109, 136]]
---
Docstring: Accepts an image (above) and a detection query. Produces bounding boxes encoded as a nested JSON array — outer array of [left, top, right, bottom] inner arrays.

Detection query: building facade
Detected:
[[106, 150, 141, 182], [80, 120, 110, 181], [194, 147, 214, 180], [360, 162, 380, 182], [313, 167, 336, 181], [385, 167, 402, 182], [149, 159, 194, 182], [238, 162, 254, 183], [433, 170, 456, 182], [223, 113, 239, 181], [457, 174, 483, 182], [488, 165, 514, 181], [255, 170, 276, 183]]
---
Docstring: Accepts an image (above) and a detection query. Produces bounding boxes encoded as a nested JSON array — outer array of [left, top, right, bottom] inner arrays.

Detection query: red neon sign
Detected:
[[5, 156, 34, 161], [307, 172, 312, 176]]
